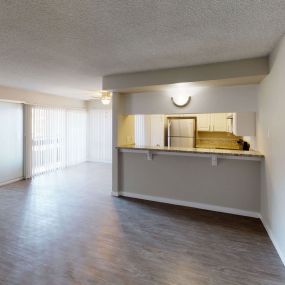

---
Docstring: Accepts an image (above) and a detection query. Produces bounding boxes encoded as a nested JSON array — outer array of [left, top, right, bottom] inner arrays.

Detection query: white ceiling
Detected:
[[0, 1, 284, 99]]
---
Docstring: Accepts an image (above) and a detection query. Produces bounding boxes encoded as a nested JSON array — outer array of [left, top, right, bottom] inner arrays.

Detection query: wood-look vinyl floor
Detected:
[[0, 162, 284, 285]]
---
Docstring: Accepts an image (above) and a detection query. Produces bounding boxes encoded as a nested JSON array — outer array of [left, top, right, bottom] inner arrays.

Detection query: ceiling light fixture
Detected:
[[101, 91, 112, 105], [171, 95, 191, 107], [91, 90, 112, 105]]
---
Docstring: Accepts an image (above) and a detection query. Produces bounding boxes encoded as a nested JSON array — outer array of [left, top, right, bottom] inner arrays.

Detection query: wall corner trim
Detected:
[[260, 215, 285, 267]]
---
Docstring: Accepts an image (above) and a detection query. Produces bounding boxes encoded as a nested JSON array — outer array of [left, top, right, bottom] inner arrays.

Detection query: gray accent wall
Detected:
[[121, 85, 258, 115], [119, 152, 260, 215], [103, 57, 268, 90]]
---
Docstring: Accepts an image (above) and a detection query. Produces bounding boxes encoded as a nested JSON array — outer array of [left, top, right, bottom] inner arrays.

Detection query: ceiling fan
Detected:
[[91, 90, 112, 105]]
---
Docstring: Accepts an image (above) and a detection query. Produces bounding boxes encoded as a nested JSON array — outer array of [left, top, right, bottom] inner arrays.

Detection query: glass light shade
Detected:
[[171, 95, 191, 107], [101, 91, 112, 105], [101, 97, 111, 105]]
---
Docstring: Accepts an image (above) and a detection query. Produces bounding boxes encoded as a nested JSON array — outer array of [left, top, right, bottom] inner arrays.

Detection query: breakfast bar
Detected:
[[116, 144, 263, 217], [117, 145, 263, 165]]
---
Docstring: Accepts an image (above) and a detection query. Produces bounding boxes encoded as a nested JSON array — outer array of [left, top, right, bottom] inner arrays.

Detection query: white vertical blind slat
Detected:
[[88, 109, 112, 163], [30, 106, 87, 176]]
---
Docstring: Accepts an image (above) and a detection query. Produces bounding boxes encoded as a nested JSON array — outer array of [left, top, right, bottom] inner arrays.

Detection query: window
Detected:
[[88, 109, 112, 163], [31, 106, 87, 176]]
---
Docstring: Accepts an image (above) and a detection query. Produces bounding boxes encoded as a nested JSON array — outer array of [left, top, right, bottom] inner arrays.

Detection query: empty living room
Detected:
[[0, 1, 285, 284]]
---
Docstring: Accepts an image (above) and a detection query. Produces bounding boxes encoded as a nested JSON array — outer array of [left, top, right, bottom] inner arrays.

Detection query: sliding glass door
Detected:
[[31, 107, 66, 175], [66, 110, 87, 166], [0, 101, 23, 184], [31, 106, 87, 176], [88, 109, 112, 163]]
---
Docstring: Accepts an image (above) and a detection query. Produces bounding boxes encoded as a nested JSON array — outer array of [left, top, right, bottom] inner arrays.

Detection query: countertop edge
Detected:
[[116, 145, 264, 159]]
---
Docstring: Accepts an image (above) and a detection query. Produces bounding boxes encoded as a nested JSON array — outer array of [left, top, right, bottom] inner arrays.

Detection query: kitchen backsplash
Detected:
[[196, 131, 242, 150]]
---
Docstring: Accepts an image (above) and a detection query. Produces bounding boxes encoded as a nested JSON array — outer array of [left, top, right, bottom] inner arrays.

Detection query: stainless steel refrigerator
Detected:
[[167, 117, 196, 148]]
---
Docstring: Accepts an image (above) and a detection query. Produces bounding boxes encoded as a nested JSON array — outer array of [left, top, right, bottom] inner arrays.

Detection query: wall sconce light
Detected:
[[171, 95, 191, 107]]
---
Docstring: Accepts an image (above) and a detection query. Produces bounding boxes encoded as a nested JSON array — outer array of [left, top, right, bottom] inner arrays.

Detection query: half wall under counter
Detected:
[[116, 145, 263, 218]]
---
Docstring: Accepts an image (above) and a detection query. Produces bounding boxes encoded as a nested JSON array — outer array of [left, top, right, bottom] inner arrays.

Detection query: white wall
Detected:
[[122, 84, 258, 115], [0, 85, 86, 109], [257, 36, 285, 264], [0, 102, 23, 184]]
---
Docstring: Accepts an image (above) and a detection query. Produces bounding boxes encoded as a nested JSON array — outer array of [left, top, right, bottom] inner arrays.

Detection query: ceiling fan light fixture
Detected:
[[100, 91, 112, 105]]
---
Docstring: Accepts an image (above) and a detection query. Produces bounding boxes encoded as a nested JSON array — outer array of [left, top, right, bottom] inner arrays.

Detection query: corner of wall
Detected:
[[257, 35, 285, 267]]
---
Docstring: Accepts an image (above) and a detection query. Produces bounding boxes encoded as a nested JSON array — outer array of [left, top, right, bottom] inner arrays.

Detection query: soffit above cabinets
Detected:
[[113, 76, 264, 94], [103, 57, 268, 93]]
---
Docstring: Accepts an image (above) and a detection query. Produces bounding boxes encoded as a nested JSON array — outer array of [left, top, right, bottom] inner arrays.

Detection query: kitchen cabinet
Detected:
[[211, 113, 228, 132], [233, 112, 256, 136], [196, 114, 211, 131], [197, 113, 228, 132], [150, 115, 165, 146]]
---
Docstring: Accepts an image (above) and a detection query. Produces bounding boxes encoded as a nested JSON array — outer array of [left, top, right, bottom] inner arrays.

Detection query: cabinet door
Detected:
[[211, 113, 227, 132], [150, 115, 165, 146], [197, 114, 211, 131], [233, 112, 256, 136]]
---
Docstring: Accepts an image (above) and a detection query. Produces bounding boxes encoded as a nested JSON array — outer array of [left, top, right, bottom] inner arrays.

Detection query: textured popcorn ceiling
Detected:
[[0, 1, 285, 99]]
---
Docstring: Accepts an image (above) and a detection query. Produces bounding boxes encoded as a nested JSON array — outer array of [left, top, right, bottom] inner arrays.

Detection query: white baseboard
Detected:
[[111, 191, 120, 197], [86, 159, 112, 164], [119, 192, 260, 218], [119, 192, 284, 267], [260, 215, 285, 267], [0, 177, 23, 187]]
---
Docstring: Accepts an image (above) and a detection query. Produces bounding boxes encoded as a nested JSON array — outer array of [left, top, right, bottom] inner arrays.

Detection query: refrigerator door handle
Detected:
[[168, 121, 171, 146]]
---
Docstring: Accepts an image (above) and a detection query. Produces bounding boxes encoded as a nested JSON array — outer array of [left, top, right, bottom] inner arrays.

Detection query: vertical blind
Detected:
[[134, 115, 151, 146], [66, 110, 87, 166], [31, 106, 87, 176], [134, 115, 165, 146], [88, 109, 112, 163]]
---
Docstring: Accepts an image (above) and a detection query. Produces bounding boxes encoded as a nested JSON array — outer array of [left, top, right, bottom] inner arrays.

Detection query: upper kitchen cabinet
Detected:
[[211, 113, 228, 132], [197, 113, 228, 132], [233, 112, 256, 136], [150, 115, 165, 146], [196, 114, 211, 131]]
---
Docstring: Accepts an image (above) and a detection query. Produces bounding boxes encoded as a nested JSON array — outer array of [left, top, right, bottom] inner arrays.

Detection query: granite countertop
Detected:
[[117, 145, 264, 158]]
